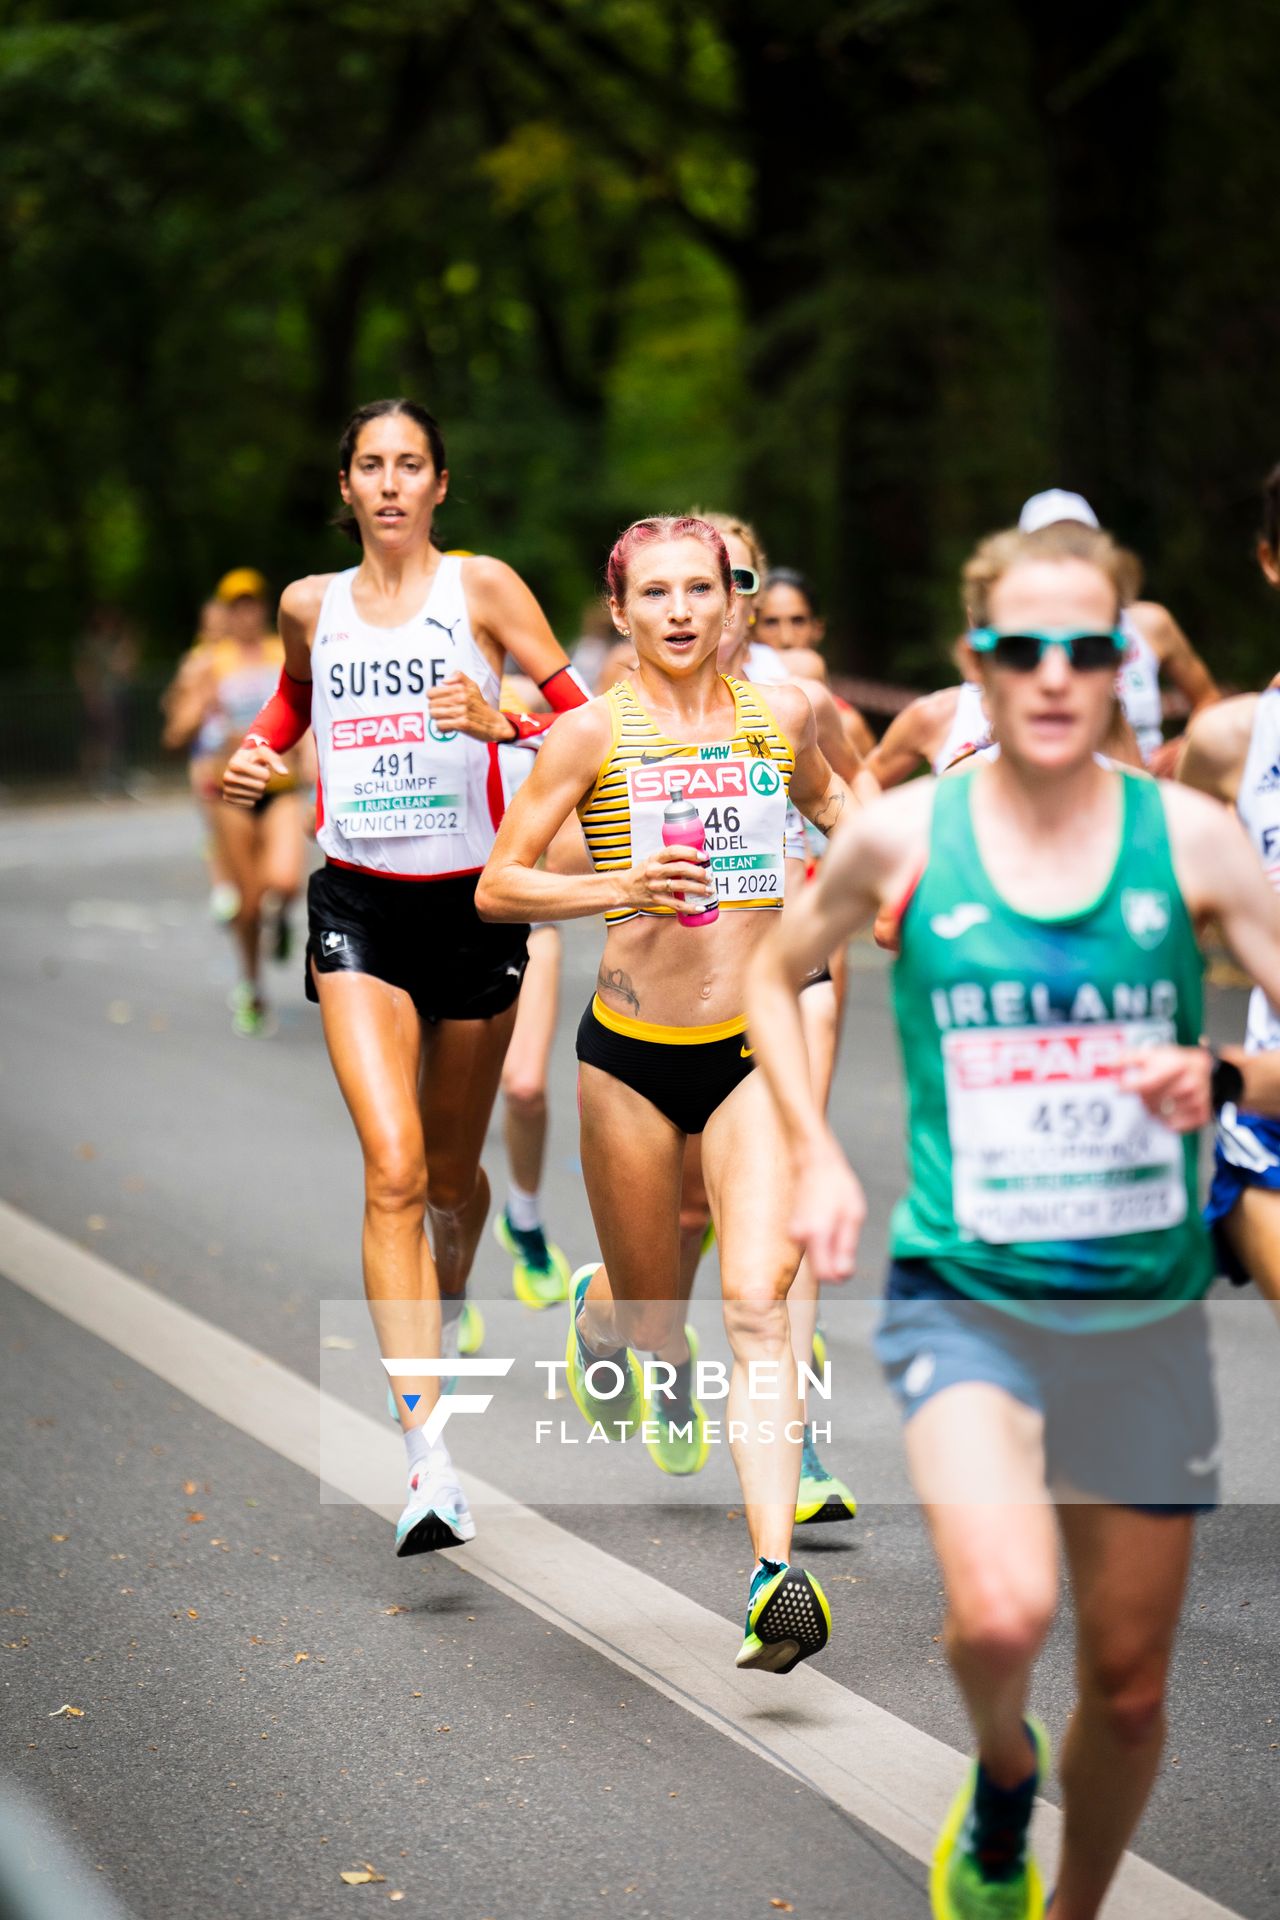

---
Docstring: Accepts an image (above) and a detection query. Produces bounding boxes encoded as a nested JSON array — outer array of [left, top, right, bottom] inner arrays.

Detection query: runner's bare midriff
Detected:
[[594, 907, 770, 1028]]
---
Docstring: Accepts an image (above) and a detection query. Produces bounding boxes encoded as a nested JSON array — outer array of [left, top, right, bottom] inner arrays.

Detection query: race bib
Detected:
[[627, 753, 786, 907], [326, 711, 468, 839], [942, 1020, 1186, 1243]]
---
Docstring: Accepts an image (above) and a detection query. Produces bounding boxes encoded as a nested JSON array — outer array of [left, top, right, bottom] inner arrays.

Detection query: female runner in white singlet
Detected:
[[222, 399, 587, 1558]]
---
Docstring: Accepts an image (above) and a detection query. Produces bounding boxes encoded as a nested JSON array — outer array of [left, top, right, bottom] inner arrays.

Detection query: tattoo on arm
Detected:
[[810, 790, 846, 835], [596, 966, 640, 1014]]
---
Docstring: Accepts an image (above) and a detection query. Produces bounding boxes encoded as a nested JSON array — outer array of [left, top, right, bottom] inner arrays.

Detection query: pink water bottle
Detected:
[[662, 780, 718, 927]]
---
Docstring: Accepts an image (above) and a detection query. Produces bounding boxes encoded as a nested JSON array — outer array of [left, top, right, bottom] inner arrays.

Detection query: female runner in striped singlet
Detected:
[[479, 515, 851, 1677]]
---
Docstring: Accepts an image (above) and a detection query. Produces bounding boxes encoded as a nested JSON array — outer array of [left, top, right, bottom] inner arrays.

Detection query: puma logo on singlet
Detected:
[[425, 615, 461, 642], [929, 903, 991, 940]]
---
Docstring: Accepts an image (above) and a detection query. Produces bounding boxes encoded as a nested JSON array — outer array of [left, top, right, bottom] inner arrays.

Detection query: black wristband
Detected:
[[1209, 1048, 1244, 1115]]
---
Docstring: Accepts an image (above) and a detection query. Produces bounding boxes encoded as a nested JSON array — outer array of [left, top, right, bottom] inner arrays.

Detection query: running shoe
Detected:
[[456, 1299, 485, 1356], [565, 1264, 643, 1443], [930, 1717, 1051, 1920], [735, 1559, 832, 1675], [229, 981, 274, 1037], [644, 1326, 710, 1476], [810, 1323, 828, 1379], [494, 1211, 571, 1308], [258, 889, 293, 965], [795, 1425, 858, 1525], [394, 1452, 476, 1556], [209, 882, 240, 924]]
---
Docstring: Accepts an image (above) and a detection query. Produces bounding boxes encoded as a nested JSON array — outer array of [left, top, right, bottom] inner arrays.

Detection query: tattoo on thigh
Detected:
[[597, 965, 640, 1014]]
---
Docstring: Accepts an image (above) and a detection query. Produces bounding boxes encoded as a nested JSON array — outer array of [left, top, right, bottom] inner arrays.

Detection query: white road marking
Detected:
[[0, 1197, 1241, 1920]]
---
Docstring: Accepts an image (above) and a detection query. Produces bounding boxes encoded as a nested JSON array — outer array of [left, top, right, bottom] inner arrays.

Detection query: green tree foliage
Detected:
[[1, 0, 1277, 684]]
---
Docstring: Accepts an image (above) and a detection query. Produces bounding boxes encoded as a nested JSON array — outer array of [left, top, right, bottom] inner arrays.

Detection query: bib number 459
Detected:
[[1030, 1098, 1111, 1138]]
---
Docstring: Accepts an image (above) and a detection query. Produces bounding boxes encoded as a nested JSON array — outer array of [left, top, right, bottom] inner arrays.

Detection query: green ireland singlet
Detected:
[[890, 769, 1213, 1314]]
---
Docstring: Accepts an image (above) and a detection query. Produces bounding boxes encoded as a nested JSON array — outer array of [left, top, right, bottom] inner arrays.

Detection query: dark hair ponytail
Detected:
[[332, 399, 448, 545], [761, 567, 820, 617]]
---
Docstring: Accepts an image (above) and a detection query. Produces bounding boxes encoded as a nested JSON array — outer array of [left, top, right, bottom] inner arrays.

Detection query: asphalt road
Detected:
[[1, 797, 1277, 1920]]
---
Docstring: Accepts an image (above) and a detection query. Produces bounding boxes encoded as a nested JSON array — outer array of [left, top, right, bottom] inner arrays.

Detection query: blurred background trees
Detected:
[[3, 0, 1278, 686]]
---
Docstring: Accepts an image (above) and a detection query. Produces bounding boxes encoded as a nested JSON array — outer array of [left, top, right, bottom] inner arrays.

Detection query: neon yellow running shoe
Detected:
[[565, 1264, 643, 1443], [795, 1426, 857, 1525], [228, 981, 275, 1038], [735, 1559, 831, 1675], [931, 1717, 1051, 1920], [643, 1326, 710, 1476], [810, 1323, 828, 1379], [457, 1300, 485, 1356], [493, 1211, 571, 1308]]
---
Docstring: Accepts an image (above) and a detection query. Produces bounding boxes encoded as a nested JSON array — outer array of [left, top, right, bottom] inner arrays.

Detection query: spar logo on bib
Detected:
[[630, 762, 750, 803], [331, 711, 425, 751], [1121, 888, 1171, 950], [748, 762, 781, 797]]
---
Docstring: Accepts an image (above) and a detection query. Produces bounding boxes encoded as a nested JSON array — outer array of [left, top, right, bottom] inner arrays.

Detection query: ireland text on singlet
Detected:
[[890, 769, 1213, 1314]]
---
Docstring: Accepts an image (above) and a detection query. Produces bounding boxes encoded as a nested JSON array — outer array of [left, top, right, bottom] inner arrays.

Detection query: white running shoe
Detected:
[[394, 1452, 476, 1557]]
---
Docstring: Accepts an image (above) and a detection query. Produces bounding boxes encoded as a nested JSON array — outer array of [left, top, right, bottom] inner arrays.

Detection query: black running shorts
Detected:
[[575, 995, 755, 1135], [306, 862, 529, 1023]]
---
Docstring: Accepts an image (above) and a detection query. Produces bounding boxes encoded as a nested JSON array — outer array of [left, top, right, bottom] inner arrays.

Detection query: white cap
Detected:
[[1017, 489, 1099, 533]]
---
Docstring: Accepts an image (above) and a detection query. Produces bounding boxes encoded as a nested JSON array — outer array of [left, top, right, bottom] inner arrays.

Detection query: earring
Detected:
[[621, 629, 631, 638]]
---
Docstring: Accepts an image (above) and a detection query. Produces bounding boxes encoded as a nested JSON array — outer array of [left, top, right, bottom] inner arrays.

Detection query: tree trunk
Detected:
[[1018, 4, 1171, 553]]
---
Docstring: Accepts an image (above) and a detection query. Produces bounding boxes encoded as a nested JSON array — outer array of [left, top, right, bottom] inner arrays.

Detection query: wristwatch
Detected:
[[1208, 1048, 1244, 1116]]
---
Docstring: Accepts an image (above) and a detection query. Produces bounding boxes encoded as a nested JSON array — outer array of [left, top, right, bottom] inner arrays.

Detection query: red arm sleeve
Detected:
[[539, 664, 590, 711], [242, 670, 313, 753], [499, 663, 590, 748]]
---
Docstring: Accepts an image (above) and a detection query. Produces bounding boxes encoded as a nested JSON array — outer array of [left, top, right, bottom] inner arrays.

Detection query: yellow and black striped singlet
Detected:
[[579, 676, 796, 925]]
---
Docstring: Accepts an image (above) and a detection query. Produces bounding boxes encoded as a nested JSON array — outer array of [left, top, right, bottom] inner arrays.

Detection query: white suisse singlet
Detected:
[[932, 680, 991, 775], [746, 643, 808, 860], [1115, 610, 1163, 764], [311, 557, 503, 879], [1235, 690, 1280, 1054]]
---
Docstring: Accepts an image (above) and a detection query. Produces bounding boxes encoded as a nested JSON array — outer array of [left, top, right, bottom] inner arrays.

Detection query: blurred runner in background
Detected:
[[161, 569, 308, 1035], [74, 604, 139, 796], [1177, 458, 1280, 1302], [755, 568, 875, 758], [163, 595, 239, 924]]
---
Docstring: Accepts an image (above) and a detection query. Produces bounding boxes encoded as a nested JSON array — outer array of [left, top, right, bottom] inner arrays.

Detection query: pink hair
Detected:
[[605, 516, 733, 603]]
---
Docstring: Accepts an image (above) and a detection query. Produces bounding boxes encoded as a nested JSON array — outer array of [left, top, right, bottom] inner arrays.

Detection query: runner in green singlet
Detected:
[[747, 519, 1280, 1920]]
